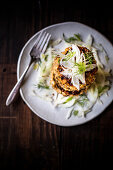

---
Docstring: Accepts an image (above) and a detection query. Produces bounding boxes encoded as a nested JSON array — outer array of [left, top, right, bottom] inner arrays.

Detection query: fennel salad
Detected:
[[32, 33, 111, 119]]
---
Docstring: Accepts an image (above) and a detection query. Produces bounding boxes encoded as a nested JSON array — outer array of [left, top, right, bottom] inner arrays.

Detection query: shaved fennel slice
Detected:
[[66, 108, 73, 119], [69, 87, 98, 118], [51, 38, 62, 47], [72, 104, 85, 117], [71, 44, 81, 63], [72, 75, 80, 90], [87, 85, 98, 105], [96, 66, 110, 88], [93, 43, 109, 67], [91, 47, 103, 68], [32, 89, 53, 102], [53, 95, 71, 107], [85, 34, 93, 50], [59, 97, 77, 108]]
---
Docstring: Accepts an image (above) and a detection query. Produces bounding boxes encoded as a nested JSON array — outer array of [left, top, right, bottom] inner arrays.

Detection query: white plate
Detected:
[[17, 22, 113, 126]]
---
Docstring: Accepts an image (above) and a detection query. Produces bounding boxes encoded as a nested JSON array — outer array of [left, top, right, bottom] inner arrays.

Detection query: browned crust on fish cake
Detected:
[[50, 46, 98, 96]]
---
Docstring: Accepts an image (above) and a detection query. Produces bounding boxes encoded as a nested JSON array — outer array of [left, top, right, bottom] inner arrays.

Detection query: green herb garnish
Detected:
[[42, 54, 48, 61], [33, 63, 39, 70], [42, 66, 46, 73], [63, 33, 82, 43], [105, 55, 109, 63], [73, 110, 79, 116], [98, 85, 109, 96], [74, 62, 86, 74], [37, 83, 49, 89], [77, 94, 89, 107], [74, 34, 82, 41], [44, 55, 48, 61], [58, 58, 60, 63], [84, 52, 93, 64], [63, 97, 73, 104], [66, 51, 76, 60]]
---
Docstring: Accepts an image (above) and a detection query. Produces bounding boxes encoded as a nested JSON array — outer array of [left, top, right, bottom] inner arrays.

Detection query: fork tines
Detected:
[[34, 31, 51, 54]]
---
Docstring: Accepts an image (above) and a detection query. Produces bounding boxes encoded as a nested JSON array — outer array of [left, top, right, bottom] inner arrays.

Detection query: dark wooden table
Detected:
[[0, 0, 113, 169]]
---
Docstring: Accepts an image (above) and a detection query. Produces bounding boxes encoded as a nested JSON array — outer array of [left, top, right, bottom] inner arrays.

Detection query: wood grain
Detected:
[[0, 0, 113, 170]]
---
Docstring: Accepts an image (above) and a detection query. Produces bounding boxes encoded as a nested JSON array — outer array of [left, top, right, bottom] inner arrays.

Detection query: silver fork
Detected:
[[6, 31, 51, 106]]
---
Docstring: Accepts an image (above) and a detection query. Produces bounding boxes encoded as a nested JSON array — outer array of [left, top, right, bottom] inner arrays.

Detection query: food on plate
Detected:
[[32, 33, 111, 118], [50, 45, 98, 96]]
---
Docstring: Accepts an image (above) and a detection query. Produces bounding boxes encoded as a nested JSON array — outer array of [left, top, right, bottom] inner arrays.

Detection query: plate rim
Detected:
[[17, 21, 113, 127]]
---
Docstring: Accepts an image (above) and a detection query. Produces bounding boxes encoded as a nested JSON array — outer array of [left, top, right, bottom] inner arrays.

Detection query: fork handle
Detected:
[[6, 59, 32, 106]]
